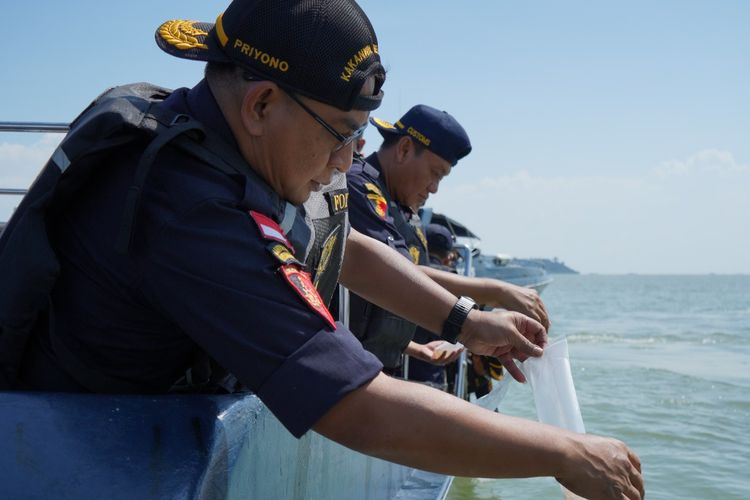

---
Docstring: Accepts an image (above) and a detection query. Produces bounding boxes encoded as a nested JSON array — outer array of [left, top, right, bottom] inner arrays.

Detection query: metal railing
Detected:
[[451, 243, 474, 400], [0, 122, 69, 133], [1, 121, 69, 196]]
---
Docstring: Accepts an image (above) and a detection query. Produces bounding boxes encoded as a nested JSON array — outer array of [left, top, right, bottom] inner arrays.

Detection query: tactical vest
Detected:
[[348, 158, 428, 369], [0, 83, 309, 391], [386, 200, 429, 268], [300, 172, 349, 308]]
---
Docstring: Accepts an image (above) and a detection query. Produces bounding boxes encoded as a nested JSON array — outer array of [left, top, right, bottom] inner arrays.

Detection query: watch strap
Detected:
[[442, 296, 478, 344]]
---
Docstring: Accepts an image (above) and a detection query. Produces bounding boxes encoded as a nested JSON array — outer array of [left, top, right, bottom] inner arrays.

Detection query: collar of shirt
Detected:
[[163, 80, 297, 227], [364, 153, 417, 219]]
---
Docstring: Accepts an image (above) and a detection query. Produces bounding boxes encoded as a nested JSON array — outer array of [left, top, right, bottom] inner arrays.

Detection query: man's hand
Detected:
[[459, 309, 547, 382], [416, 265, 550, 331], [404, 340, 463, 365], [484, 281, 550, 330], [558, 434, 645, 500]]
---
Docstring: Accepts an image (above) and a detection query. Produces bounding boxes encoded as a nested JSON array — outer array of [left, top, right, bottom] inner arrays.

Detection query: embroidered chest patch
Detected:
[[325, 189, 349, 215]]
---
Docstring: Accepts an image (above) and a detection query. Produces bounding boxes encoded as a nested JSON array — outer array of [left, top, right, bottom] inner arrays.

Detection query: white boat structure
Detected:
[[474, 253, 553, 293], [421, 210, 553, 294]]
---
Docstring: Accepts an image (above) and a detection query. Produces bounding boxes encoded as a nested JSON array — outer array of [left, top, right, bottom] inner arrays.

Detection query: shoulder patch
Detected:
[[364, 183, 388, 219], [324, 189, 349, 215], [364, 182, 383, 196], [267, 243, 303, 267], [280, 265, 336, 330], [249, 210, 290, 247]]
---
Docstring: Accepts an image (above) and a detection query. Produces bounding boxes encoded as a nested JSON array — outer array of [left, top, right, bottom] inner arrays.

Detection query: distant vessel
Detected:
[[513, 257, 578, 275], [474, 253, 553, 293], [422, 210, 554, 293]]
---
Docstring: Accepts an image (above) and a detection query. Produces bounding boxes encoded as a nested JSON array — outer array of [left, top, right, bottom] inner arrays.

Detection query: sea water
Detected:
[[447, 274, 750, 500]]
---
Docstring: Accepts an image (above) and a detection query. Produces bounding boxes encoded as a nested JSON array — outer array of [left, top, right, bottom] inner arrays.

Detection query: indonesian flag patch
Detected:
[[249, 210, 291, 247], [280, 265, 336, 330]]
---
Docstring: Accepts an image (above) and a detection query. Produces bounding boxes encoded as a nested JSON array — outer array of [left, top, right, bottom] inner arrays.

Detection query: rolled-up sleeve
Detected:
[[257, 321, 381, 436]]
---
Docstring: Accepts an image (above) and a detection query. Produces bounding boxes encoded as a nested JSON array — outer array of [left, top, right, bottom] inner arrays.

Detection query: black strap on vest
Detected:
[[115, 116, 205, 254], [387, 201, 428, 265]]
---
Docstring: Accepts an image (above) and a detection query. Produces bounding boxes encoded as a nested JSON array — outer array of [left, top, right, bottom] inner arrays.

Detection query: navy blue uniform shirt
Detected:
[[27, 80, 382, 438], [346, 154, 415, 261]]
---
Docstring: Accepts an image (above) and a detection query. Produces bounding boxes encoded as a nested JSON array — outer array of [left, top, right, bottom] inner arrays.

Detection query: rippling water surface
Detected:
[[447, 274, 750, 500]]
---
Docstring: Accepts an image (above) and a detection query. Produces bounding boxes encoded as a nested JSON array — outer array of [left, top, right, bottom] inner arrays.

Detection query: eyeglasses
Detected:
[[284, 91, 368, 153]]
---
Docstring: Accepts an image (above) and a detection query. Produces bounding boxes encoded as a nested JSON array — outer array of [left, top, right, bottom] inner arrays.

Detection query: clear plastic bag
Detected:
[[519, 335, 585, 433]]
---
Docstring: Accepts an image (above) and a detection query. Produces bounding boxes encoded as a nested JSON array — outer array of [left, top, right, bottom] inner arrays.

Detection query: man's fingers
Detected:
[[499, 355, 526, 383], [513, 350, 530, 363], [628, 449, 642, 473], [624, 481, 643, 500], [513, 312, 547, 345], [538, 303, 550, 330], [630, 460, 645, 498], [515, 335, 544, 358]]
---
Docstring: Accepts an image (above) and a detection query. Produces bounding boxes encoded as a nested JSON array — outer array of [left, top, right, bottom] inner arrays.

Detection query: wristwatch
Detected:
[[442, 296, 478, 344]]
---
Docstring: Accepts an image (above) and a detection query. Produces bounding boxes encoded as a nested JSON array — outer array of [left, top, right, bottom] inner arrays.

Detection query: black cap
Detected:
[[156, 0, 384, 111], [426, 223, 455, 253], [370, 104, 471, 166]]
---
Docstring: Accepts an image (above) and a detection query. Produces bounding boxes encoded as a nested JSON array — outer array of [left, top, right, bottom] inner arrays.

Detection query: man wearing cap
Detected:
[[424, 223, 459, 271], [6, 1, 643, 497], [347, 105, 550, 374]]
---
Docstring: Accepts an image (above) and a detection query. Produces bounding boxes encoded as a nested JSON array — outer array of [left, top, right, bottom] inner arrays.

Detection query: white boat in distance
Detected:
[[474, 253, 553, 293], [422, 210, 553, 294]]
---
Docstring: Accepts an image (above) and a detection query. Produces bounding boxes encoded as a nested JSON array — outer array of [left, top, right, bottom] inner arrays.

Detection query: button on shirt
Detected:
[[37, 79, 382, 437]]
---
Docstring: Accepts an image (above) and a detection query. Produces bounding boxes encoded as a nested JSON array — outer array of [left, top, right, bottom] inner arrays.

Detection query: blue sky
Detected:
[[1, 1, 748, 273]]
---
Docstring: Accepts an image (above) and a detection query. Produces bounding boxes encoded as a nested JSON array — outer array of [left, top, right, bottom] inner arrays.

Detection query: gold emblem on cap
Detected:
[[372, 117, 396, 130], [158, 20, 208, 50]]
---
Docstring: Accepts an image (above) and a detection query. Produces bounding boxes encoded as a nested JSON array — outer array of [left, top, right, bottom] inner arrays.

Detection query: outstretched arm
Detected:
[[420, 265, 550, 330], [315, 373, 644, 500], [340, 229, 546, 381], [403, 340, 462, 365], [340, 229, 459, 333]]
